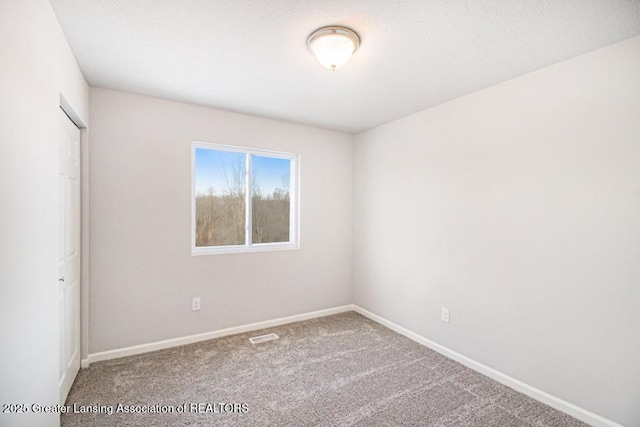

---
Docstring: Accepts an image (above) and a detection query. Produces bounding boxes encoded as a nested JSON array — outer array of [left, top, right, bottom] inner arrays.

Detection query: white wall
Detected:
[[353, 36, 640, 427], [0, 1, 89, 426], [88, 88, 353, 353]]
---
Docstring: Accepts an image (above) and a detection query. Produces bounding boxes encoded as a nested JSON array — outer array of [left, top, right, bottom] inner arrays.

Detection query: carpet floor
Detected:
[[63, 312, 589, 426]]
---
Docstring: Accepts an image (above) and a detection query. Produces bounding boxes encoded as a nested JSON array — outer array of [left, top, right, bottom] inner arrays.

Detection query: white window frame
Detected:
[[191, 141, 300, 255]]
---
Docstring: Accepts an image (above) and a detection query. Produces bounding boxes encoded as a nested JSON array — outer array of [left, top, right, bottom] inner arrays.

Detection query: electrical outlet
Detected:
[[441, 307, 450, 323], [192, 297, 201, 311]]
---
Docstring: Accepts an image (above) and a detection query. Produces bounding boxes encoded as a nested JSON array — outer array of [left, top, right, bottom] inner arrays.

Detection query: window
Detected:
[[192, 141, 299, 254]]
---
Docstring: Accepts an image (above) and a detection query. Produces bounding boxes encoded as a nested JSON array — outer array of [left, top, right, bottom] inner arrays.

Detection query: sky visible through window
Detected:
[[195, 148, 291, 197], [252, 155, 291, 197]]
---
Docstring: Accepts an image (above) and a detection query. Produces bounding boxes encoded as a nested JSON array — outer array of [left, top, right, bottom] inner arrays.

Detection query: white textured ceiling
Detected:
[[50, 0, 640, 133]]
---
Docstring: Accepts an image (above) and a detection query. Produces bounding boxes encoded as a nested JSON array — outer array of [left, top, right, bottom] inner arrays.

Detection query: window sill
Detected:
[[191, 242, 300, 256]]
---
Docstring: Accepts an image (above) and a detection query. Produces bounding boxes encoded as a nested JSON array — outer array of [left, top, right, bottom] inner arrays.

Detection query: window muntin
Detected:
[[192, 142, 298, 254]]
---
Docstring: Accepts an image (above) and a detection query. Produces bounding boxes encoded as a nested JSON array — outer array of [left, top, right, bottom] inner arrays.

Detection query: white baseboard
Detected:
[[83, 305, 355, 367], [352, 305, 622, 427]]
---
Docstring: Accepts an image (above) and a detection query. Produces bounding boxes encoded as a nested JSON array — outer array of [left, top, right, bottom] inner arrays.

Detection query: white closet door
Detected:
[[58, 108, 81, 405]]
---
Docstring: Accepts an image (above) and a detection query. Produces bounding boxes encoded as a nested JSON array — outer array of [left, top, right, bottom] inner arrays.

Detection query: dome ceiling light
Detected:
[[307, 26, 360, 71]]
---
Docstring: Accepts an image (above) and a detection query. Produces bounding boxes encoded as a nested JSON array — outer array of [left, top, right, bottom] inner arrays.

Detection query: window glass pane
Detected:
[[251, 155, 291, 243], [194, 148, 246, 247]]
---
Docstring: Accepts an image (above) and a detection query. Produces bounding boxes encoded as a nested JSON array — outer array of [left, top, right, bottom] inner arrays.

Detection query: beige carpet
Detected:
[[63, 312, 588, 426]]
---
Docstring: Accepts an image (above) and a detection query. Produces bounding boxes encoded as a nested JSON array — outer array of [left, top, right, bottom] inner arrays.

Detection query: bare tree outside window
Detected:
[[252, 155, 290, 243], [194, 150, 246, 246], [193, 146, 295, 252]]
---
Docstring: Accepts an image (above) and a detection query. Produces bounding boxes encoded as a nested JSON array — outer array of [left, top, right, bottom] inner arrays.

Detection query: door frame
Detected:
[[59, 93, 90, 375]]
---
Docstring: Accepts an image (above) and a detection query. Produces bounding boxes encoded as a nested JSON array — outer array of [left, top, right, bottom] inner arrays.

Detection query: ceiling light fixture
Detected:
[[307, 26, 360, 71]]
